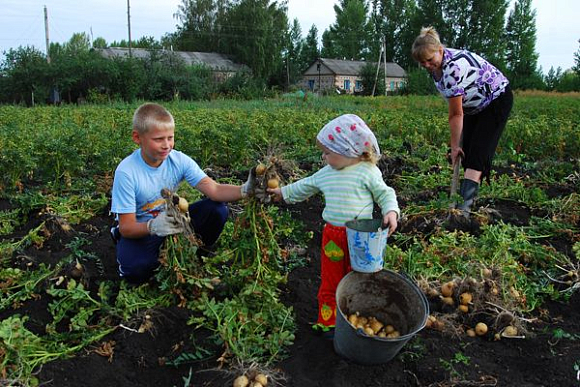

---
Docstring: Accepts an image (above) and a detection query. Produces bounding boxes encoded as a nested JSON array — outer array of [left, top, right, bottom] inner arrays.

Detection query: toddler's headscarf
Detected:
[[316, 114, 380, 158]]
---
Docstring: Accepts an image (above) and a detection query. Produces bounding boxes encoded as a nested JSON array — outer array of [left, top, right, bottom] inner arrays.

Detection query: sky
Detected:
[[1, 0, 578, 73]]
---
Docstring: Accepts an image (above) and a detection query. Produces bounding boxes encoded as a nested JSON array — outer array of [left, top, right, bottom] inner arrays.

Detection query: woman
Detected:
[[412, 26, 513, 214]]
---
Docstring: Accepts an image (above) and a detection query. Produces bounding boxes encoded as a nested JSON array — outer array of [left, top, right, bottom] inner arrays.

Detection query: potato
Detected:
[[369, 319, 384, 334], [441, 296, 454, 306], [441, 281, 455, 297], [363, 326, 375, 336], [503, 325, 518, 337], [254, 373, 268, 386], [459, 292, 472, 305], [475, 322, 488, 336], [458, 304, 469, 313], [348, 313, 358, 326], [466, 328, 476, 337], [255, 163, 267, 176], [267, 178, 279, 189], [384, 324, 395, 334], [178, 197, 189, 213], [233, 375, 249, 387]]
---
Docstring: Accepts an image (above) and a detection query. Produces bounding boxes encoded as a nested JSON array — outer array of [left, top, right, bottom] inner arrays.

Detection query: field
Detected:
[[0, 93, 579, 387]]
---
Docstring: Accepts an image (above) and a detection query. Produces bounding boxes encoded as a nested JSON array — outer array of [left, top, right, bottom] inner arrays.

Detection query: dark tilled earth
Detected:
[[2, 187, 579, 387]]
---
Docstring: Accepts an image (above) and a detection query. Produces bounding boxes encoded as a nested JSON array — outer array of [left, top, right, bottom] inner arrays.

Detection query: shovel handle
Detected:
[[450, 158, 461, 197]]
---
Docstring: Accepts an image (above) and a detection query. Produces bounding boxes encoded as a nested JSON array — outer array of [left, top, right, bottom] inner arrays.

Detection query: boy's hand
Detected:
[[241, 167, 257, 198], [241, 167, 268, 201], [147, 211, 185, 236]]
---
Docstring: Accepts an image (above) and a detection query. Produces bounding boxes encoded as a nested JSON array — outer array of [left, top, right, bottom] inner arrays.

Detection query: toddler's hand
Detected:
[[267, 187, 282, 202], [382, 211, 398, 237]]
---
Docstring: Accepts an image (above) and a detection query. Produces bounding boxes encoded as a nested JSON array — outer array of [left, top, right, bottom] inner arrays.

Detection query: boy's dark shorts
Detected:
[[462, 86, 513, 182]]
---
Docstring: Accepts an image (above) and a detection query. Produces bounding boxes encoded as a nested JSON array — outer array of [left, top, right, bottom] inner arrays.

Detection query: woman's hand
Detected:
[[450, 146, 464, 166], [382, 211, 398, 237]]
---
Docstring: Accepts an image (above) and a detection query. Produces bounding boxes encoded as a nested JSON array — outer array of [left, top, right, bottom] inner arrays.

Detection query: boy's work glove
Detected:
[[147, 211, 185, 237], [241, 167, 268, 201]]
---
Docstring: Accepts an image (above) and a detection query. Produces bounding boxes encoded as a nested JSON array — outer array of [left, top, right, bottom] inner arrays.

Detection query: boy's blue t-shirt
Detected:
[[111, 149, 207, 223]]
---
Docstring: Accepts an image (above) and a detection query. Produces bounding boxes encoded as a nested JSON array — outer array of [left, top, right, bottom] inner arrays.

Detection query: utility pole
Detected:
[[127, 0, 132, 57], [317, 58, 322, 94], [44, 5, 50, 63], [372, 42, 383, 96], [383, 36, 388, 96]]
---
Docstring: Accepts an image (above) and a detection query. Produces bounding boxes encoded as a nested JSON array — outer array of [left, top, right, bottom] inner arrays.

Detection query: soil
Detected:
[[2, 171, 580, 387]]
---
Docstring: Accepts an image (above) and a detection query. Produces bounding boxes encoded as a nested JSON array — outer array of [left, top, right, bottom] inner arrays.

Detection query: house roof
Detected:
[[95, 47, 250, 73], [308, 58, 406, 78]]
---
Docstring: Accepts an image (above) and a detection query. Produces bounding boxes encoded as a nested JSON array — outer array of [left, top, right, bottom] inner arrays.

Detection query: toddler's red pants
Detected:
[[316, 223, 351, 327]]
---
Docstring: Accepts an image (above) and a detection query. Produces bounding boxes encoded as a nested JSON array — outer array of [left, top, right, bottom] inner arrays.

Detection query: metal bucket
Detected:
[[345, 219, 388, 273], [334, 270, 429, 365]]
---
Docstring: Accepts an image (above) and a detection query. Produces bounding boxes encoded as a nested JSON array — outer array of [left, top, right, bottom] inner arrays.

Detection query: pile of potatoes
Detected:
[[347, 312, 400, 338], [233, 372, 269, 387]]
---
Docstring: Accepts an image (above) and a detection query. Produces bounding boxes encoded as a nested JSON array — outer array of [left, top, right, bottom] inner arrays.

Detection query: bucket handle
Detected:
[[351, 203, 389, 230], [352, 203, 373, 222]]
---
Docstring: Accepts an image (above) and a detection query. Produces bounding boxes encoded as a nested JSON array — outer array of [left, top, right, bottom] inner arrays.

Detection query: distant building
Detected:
[[95, 47, 250, 82], [302, 58, 407, 94]]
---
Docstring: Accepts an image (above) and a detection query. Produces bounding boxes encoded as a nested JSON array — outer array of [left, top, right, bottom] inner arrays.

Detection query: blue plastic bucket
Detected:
[[345, 219, 388, 273]]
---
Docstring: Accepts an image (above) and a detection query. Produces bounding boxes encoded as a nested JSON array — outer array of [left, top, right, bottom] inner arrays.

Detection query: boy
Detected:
[[111, 103, 255, 284]]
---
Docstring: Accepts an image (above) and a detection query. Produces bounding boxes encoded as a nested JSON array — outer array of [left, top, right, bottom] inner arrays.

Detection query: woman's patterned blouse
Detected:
[[434, 48, 509, 115]]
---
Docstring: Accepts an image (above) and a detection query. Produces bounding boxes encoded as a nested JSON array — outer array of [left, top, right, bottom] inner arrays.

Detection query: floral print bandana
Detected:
[[316, 114, 381, 158]]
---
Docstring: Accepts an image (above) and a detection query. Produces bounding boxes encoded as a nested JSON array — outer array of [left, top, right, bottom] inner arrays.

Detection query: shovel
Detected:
[[449, 156, 462, 209]]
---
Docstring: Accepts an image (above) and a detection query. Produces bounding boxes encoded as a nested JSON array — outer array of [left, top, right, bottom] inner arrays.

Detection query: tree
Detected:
[[321, 0, 371, 60], [465, 0, 508, 70], [412, 0, 452, 46], [283, 18, 304, 88], [370, 0, 417, 69], [544, 66, 562, 91], [92, 37, 108, 49], [358, 61, 384, 95], [299, 25, 320, 72], [574, 39, 580, 78], [173, 0, 222, 52], [0, 46, 50, 105], [505, 0, 539, 89], [220, 0, 288, 81]]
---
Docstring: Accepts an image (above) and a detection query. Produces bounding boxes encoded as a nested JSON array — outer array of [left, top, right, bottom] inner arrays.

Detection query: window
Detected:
[[344, 79, 351, 91], [355, 80, 362, 91], [308, 80, 315, 91]]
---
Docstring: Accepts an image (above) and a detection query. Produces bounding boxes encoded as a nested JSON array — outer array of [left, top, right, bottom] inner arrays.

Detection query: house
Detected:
[[95, 47, 250, 81], [302, 58, 407, 94]]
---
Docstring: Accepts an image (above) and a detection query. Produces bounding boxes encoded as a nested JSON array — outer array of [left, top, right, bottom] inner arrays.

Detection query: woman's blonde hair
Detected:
[[132, 103, 175, 134], [411, 26, 443, 62]]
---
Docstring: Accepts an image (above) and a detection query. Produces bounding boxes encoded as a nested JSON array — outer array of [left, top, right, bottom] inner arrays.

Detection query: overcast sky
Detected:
[[1, 0, 578, 72]]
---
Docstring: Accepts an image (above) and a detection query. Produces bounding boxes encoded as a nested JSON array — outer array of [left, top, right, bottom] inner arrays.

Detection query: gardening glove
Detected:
[[147, 211, 185, 237], [241, 167, 268, 201]]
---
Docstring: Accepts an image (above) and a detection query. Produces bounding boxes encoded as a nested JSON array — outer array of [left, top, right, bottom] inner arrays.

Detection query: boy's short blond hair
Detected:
[[132, 103, 175, 134]]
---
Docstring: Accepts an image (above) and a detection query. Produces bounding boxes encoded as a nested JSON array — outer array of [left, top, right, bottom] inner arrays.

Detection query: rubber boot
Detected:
[[457, 179, 479, 214]]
